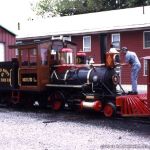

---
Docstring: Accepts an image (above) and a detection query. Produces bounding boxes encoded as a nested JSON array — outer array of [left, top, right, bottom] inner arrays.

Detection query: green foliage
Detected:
[[126, 0, 150, 7], [54, 0, 87, 16], [32, 0, 56, 17], [33, 0, 150, 17]]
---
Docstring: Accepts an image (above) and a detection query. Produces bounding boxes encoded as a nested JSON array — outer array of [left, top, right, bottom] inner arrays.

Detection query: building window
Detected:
[[83, 36, 91, 52], [144, 31, 150, 48], [111, 33, 120, 49], [144, 59, 147, 76]]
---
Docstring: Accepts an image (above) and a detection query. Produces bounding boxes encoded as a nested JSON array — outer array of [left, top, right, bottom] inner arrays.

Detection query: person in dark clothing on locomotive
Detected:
[[121, 47, 141, 95]]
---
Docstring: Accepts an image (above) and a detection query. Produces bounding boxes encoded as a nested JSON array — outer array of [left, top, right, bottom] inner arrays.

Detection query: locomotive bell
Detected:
[[76, 51, 86, 64]]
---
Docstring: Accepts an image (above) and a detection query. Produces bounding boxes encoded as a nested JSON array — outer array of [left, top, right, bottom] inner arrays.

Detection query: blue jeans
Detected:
[[131, 64, 141, 92]]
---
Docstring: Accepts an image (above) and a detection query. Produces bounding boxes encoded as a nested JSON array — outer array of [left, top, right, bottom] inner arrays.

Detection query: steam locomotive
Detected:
[[0, 39, 150, 117]]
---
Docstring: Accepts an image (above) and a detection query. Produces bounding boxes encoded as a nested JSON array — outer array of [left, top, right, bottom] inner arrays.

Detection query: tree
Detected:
[[33, 0, 150, 17], [126, 0, 150, 7], [32, 0, 56, 17], [54, 0, 88, 16]]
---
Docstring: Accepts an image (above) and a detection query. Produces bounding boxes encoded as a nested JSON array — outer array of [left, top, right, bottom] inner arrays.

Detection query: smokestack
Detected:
[[17, 22, 20, 30]]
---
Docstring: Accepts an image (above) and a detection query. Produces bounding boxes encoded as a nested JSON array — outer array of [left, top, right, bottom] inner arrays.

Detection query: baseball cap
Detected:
[[121, 47, 128, 51]]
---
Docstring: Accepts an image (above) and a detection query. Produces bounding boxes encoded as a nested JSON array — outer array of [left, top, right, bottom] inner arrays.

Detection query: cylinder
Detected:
[[80, 100, 101, 112]]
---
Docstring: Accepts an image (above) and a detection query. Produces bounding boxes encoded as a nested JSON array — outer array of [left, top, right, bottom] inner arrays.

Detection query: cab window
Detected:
[[21, 48, 37, 67], [30, 48, 37, 66], [40, 48, 48, 65], [21, 49, 28, 66]]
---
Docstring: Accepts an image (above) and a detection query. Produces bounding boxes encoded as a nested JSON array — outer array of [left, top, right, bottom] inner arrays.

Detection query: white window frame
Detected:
[[143, 31, 150, 49], [52, 35, 72, 42], [0, 43, 5, 62], [143, 59, 148, 76], [63, 36, 71, 42], [15, 48, 19, 56], [111, 33, 120, 49], [83, 36, 91, 52]]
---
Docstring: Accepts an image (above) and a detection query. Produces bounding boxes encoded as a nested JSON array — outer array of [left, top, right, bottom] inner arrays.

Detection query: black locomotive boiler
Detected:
[[0, 39, 150, 117], [48, 62, 119, 111]]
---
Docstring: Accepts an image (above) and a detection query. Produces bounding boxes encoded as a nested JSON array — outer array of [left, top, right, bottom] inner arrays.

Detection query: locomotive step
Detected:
[[11, 91, 20, 98], [11, 91, 21, 104]]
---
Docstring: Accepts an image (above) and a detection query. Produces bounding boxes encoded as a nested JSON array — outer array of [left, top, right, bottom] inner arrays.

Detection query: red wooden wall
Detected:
[[72, 30, 150, 85], [72, 35, 101, 63], [107, 30, 150, 84], [0, 27, 16, 61]]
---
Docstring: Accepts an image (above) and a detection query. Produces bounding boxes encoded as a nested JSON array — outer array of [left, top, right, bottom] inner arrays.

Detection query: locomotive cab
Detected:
[[17, 41, 51, 91]]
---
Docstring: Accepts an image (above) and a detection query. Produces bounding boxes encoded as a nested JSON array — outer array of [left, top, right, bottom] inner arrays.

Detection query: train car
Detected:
[[0, 39, 150, 117], [0, 39, 76, 107]]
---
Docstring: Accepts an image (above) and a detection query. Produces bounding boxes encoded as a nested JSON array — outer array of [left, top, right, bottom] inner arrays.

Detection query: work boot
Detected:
[[128, 91, 138, 95]]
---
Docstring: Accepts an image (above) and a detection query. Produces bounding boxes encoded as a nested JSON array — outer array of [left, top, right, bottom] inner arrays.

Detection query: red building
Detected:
[[16, 6, 150, 85], [0, 25, 16, 61], [71, 30, 150, 85]]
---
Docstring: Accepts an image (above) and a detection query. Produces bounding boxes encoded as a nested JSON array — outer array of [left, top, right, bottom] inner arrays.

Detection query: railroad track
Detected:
[[111, 116, 150, 125], [1, 103, 150, 125]]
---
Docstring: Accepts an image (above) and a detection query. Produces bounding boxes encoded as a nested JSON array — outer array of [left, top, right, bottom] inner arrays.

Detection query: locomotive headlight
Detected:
[[92, 75, 98, 83], [112, 74, 119, 85]]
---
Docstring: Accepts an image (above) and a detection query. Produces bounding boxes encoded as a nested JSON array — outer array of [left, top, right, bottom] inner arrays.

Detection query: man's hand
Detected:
[[120, 63, 128, 66]]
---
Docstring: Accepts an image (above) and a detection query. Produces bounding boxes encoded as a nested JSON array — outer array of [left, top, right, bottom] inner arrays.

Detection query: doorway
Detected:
[[0, 43, 4, 61], [100, 34, 107, 63]]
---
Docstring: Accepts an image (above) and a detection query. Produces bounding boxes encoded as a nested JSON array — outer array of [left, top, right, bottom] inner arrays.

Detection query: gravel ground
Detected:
[[0, 107, 150, 150]]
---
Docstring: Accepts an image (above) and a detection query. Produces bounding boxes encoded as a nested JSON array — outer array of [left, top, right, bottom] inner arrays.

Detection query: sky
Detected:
[[0, 0, 38, 33], [1, 1, 149, 39]]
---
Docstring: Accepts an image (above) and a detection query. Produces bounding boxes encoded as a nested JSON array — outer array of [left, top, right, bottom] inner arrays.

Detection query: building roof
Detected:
[[0, 24, 16, 36], [17, 6, 150, 39]]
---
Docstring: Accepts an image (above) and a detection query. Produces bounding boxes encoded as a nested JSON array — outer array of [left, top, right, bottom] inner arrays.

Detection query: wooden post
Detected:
[[147, 59, 150, 107]]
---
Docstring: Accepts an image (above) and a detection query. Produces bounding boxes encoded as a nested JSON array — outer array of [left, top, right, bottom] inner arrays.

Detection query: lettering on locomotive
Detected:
[[22, 78, 34, 82], [21, 73, 37, 86], [0, 68, 10, 83]]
